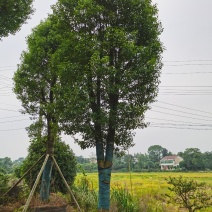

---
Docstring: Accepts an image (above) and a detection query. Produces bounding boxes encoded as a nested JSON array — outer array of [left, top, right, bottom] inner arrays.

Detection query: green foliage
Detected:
[[0, 0, 34, 38], [203, 151, 212, 170], [111, 188, 139, 212], [0, 157, 13, 174], [16, 138, 77, 193], [73, 176, 98, 211], [52, 0, 163, 152], [0, 172, 9, 195], [76, 146, 212, 173], [51, 1, 163, 208], [148, 145, 167, 164], [13, 18, 61, 120], [166, 176, 212, 212], [13, 18, 64, 200], [179, 148, 205, 171]]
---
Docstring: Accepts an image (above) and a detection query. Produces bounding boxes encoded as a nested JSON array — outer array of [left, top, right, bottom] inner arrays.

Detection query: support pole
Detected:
[[3, 154, 45, 197], [51, 156, 82, 212], [22, 154, 49, 212]]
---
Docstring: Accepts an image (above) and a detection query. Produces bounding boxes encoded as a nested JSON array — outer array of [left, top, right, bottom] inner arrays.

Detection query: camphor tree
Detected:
[[13, 18, 62, 201], [52, 0, 163, 210], [0, 0, 34, 39]]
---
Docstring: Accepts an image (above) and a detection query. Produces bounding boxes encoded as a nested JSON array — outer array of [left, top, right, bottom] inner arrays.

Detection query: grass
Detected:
[[74, 172, 212, 211], [1, 172, 211, 211]]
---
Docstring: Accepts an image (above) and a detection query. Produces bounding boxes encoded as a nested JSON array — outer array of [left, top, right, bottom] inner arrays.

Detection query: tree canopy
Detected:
[[52, 0, 163, 152], [13, 18, 62, 201], [13, 18, 62, 154], [0, 0, 34, 39], [51, 0, 163, 210]]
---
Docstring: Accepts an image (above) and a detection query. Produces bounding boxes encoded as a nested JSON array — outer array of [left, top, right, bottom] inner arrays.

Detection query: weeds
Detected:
[[73, 175, 98, 211], [111, 187, 139, 212]]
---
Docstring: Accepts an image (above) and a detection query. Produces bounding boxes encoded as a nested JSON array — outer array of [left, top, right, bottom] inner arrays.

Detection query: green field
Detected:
[[75, 172, 212, 211]]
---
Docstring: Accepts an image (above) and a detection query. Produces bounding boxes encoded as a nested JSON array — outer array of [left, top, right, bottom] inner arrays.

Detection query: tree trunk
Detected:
[[96, 142, 113, 211], [98, 166, 112, 211], [40, 117, 55, 201], [40, 157, 53, 201]]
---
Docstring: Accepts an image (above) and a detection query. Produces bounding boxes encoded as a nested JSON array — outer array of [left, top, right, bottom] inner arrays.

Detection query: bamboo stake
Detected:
[[3, 154, 45, 197], [22, 154, 49, 212], [51, 155, 82, 212]]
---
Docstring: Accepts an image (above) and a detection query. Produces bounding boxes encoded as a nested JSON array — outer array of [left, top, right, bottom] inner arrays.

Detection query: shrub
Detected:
[[166, 176, 212, 212], [15, 138, 77, 193]]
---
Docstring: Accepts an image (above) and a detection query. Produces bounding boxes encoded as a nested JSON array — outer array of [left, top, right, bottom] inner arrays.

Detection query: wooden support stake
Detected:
[[51, 155, 82, 212], [3, 154, 45, 197], [22, 154, 49, 212]]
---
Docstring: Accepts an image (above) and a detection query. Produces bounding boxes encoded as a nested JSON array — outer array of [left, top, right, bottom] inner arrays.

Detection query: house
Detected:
[[160, 155, 183, 170]]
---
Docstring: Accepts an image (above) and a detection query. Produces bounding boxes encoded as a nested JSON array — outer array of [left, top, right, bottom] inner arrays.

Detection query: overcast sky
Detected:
[[0, 0, 212, 160]]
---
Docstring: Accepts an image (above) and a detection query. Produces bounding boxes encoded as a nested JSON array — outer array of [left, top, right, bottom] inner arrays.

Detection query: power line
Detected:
[[0, 66, 16, 68], [160, 86, 212, 87], [163, 72, 212, 74], [0, 102, 20, 107], [146, 117, 212, 125], [159, 93, 212, 96], [152, 105, 212, 119], [0, 115, 24, 119], [149, 125, 212, 130], [149, 122, 212, 127], [163, 60, 212, 63], [159, 92, 212, 95], [159, 89, 212, 91], [151, 110, 212, 122], [0, 118, 30, 124], [0, 75, 13, 81], [157, 101, 212, 115], [0, 81, 13, 87], [164, 64, 212, 67], [0, 93, 13, 97], [0, 69, 16, 72], [0, 127, 25, 132], [0, 107, 20, 112]]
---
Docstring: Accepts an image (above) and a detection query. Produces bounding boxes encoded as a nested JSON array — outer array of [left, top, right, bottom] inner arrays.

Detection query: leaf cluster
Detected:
[[0, 0, 34, 39]]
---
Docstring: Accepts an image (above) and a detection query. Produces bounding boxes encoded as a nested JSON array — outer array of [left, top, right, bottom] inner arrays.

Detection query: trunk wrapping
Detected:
[[40, 157, 53, 201]]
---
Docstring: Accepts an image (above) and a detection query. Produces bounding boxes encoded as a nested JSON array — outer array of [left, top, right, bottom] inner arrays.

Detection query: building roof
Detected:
[[160, 155, 180, 160]]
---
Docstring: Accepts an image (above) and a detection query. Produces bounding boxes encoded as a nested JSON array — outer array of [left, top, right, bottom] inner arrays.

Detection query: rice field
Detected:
[[75, 172, 212, 211]]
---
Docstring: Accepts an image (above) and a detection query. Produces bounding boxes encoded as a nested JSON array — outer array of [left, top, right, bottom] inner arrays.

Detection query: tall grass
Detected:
[[73, 172, 212, 212], [72, 175, 98, 212]]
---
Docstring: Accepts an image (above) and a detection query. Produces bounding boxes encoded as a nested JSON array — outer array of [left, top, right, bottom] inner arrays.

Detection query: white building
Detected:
[[160, 155, 183, 170]]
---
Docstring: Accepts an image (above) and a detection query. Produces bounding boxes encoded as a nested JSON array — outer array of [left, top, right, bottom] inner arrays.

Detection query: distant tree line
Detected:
[[75, 145, 212, 172], [0, 157, 24, 174], [1, 145, 212, 174]]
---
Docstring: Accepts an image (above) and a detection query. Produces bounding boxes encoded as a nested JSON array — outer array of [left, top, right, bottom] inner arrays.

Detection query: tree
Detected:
[[52, 0, 163, 210], [203, 151, 212, 170], [133, 153, 149, 171], [13, 19, 62, 201], [147, 145, 164, 164], [0, 157, 13, 173], [179, 148, 205, 171], [16, 137, 77, 193], [0, 171, 9, 203], [166, 176, 212, 212], [0, 0, 34, 39]]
